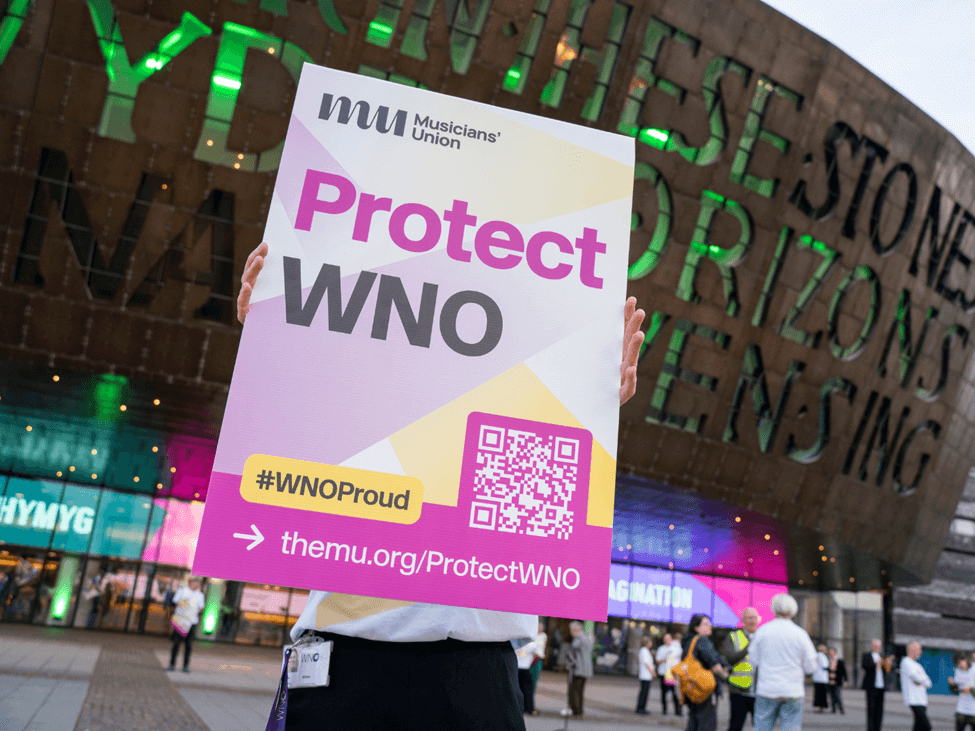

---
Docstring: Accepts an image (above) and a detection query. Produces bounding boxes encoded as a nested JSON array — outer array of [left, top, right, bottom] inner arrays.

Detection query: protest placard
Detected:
[[193, 64, 634, 620]]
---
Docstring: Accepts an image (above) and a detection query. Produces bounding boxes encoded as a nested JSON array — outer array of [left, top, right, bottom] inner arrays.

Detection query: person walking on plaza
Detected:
[[861, 638, 894, 731], [900, 642, 932, 731], [636, 635, 656, 714], [721, 606, 760, 731], [812, 644, 830, 712], [563, 621, 594, 717], [748, 593, 818, 731], [657, 633, 683, 715], [827, 646, 847, 714], [679, 615, 730, 731], [168, 577, 205, 673], [513, 637, 538, 716], [530, 621, 547, 699], [949, 650, 975, 731]]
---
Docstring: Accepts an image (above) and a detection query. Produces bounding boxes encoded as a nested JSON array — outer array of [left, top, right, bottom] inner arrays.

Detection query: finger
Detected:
[[619, 364, 638, 405], [621, 309, 646, 375], [237, 282, 253, 324], [622, 296, 637, 343], [240, 253, 265, 294], [243, 241, 268, 274], [622, 301, 644, 360], [619, 324, 644, 405]]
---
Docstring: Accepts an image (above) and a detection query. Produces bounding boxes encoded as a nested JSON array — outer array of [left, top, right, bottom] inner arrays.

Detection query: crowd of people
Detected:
[[606, 592, 973, 731]]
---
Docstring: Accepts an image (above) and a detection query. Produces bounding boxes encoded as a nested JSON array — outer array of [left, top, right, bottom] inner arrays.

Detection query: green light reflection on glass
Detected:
[[201, 580, 223, 634], [639, 128, 669, 149], [367, 21, 394, 46], [213, 74, 242, 90], [93, 374, 128, 423], [49, 555, 80, 622]]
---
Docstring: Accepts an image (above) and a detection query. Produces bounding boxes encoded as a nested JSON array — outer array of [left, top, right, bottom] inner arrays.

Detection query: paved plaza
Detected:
[[0, 624, 961, 731]]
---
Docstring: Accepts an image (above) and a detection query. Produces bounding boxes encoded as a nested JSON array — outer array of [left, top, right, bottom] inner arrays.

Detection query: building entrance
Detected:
[[0, 549, 58, 623]]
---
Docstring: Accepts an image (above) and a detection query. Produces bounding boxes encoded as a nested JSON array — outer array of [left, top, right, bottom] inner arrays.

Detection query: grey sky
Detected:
[[762, 0, 974, 155]]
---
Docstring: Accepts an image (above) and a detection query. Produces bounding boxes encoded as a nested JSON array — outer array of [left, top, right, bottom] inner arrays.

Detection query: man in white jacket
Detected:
[[900, 642, 932, 731], [748, 593, 818, 731]]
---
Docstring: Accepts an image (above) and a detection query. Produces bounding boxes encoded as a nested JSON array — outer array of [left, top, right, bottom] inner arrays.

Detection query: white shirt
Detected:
[[535, 632, 548, 662], [171, 587, 205, 626], [900, 656, 932, 707], [811, 651, 830, 683], [290, 590, 536, 643], [871, 652, 885, 688], [514, 640, 537, 670], [749, 617, 818, 699], [656, 643, 672, 674], [639, 646, 654, 680], [668, 641, 682, 667], [955, 667, 975, 715]]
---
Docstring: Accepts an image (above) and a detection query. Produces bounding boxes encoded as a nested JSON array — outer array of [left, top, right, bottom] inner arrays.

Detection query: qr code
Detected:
[[466, 421, 582, 540]]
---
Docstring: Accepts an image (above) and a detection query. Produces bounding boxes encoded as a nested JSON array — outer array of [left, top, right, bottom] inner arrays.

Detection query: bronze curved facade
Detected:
[[1, 0, 973, 590]]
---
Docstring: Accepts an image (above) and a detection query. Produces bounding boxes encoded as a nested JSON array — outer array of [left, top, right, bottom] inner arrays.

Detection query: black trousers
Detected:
[[636, 679, 651, 712], [957, 712, 975, 731], [569, 676, 587, 715], [813, 682, 829, 709], [660, 676, 681, 714], [686, 695, 717, 731], [169, 624, 197, 669], [517, 668, 534, 714], [865, 688, 885, 731], [910, 706, 931, 731], [286, 633, 526, 731], [728, 693, 755, 731], [829, 684, 844, 713]]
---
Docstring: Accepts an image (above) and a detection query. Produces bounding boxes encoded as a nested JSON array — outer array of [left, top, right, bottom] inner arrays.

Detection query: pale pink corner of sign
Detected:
[[276, 115, 362, 228]]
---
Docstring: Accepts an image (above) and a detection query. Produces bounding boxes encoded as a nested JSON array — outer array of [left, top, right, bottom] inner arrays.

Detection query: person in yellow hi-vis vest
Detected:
[[720, 607, 761, 731]]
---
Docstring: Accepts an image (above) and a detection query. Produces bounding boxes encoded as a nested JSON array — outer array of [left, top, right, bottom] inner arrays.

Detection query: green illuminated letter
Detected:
[[827, 265, 881, 361], [669, 56, 751, 166], [875, 289, 938, 387], [628, 162, 672, 280], [723, 343, 805, 452], [676, 190, 754, 316], [786, 377, 856, 464], [777, 235, 841, 348], [646, 319, 731, 434], [729, 75, 802, 198], [193, 23, 312, 172], [503, 0, 551, 94], [616, 16, 699, 140], [86, 0, 212, 143], [0, 0, 34, 67]]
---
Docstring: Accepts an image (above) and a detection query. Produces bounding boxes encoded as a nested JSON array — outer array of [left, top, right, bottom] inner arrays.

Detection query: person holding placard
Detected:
[[238, 242, 646, 731], [168, 577, 205, 673]]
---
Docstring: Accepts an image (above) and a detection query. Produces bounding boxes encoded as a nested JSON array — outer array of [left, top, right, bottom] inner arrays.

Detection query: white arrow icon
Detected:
[[233, 524, 264, 550]]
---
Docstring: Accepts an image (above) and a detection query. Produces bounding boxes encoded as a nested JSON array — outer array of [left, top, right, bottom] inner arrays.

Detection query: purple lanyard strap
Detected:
[[266, 647, 292, 731]]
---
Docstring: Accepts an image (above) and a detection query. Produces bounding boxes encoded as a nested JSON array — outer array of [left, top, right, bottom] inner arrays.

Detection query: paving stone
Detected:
[[72, 640, 208, 731]]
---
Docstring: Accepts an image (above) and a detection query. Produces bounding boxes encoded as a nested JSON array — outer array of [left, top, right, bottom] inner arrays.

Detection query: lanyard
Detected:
[[266, 647, 292, 731]]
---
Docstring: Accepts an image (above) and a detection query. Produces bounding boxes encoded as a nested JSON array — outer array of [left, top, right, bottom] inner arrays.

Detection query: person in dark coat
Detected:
[[861, 639, 894, 731], [680, 614, 730, 731], [828, 646, 848, 714]]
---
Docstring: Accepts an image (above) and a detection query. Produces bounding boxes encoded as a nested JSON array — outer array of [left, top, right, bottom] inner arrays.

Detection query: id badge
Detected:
[[285, 636, 332, 689]]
